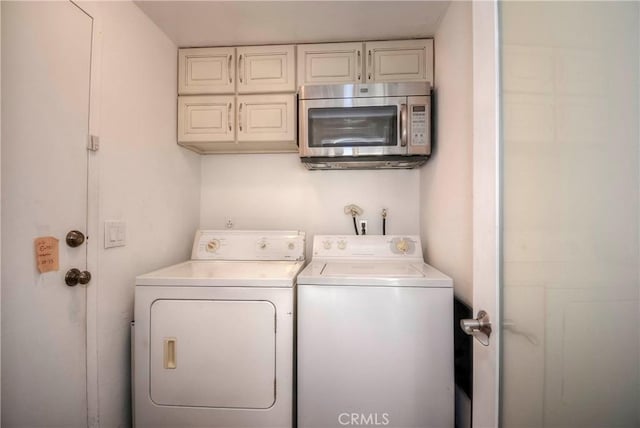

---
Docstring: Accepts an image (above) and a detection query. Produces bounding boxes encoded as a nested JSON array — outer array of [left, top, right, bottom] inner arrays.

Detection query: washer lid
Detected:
[[297, 261, 453, 288], [136, 260, 304, 287]]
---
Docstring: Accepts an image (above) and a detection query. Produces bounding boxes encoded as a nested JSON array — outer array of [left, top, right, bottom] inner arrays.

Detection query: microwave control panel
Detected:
[[410, 105, 427, 146], [407, 95, 430, 155]]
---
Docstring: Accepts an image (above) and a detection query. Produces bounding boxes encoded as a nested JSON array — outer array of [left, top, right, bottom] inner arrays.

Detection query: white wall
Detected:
[[83, 2, 200, 426], [200, 154, 420, 252], [420, 1, 473, 305]]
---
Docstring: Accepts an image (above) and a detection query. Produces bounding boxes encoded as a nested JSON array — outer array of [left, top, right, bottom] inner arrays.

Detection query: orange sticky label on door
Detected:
[[35, 236, 59, 273]]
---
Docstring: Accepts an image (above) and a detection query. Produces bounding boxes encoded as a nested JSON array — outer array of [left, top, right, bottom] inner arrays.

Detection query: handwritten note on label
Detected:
[[35, 236, 59, 273]]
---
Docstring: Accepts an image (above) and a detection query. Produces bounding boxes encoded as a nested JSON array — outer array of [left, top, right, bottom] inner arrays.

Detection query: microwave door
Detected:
[[300, 97, 407, 157]]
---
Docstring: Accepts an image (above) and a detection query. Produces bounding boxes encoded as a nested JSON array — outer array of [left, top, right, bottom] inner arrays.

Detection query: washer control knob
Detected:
[[206, 239, 220, 253], [396, 239, 409, 254], [337, 240, 347, 250], [323, 240, 332, 250], [288, 242, 295, 250]]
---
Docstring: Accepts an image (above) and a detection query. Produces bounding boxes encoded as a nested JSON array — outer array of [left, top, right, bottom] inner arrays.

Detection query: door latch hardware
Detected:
[[65, 268, 91, 286], [87, 135, 100, 151], [460, 310, 492, 346], [66, 230, 85, 247]]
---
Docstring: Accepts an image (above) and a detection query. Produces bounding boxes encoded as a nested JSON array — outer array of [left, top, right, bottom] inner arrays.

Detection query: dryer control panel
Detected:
[[192, 230, 305, 261]]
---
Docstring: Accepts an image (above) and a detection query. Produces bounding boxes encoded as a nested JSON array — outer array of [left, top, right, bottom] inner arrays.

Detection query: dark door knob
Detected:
[[66, 230, 85, 247], [65, 268, 91, 286]]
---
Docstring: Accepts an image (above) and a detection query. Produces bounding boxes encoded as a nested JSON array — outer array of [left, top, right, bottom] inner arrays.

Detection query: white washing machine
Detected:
[[133, 230, 305, 428], [297, 235, 454, 428]]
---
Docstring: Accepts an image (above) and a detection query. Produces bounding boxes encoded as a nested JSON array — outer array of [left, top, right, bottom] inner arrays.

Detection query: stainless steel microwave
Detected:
[[298, 82, 431, 170]]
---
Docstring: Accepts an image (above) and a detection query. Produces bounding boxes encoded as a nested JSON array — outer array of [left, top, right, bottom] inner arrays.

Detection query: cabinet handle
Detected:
[[239, 103, 243, 132], [357, 50, 361, 81], [368, 49, 372, 80], [228, 55, 232, 84], [238, 54, 243, 84], [227, 102, 232, 132]]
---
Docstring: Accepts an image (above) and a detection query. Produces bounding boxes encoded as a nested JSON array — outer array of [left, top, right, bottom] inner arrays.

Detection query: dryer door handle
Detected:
[[164, 337, 177, 369]]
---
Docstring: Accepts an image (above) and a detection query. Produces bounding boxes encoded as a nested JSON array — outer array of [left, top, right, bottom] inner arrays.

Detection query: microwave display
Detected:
[[307, 105, 397, 148]]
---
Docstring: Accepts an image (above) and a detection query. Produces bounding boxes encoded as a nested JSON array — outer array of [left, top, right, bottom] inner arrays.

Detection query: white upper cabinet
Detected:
[[178, 47, 235, 94], [176, 39, 434, 154], [297, 39, 433, 86], [236, 94, 296, 144], [297, 42, 364, 86], [178, 95, 235, 143], [178, 94, 297, 153], [236, 45, 296, 93], [365, 39, 433, 83]]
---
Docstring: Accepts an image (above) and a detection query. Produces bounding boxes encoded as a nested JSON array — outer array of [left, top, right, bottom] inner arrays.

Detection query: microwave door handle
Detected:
[[400, 104, 408, 147]]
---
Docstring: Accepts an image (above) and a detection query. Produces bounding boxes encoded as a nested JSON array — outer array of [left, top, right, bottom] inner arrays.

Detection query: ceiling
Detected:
[[134, 1, 450, 48]]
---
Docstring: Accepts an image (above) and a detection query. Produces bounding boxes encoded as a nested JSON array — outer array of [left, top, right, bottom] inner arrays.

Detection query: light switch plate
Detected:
[[104, 221, 126, 248]]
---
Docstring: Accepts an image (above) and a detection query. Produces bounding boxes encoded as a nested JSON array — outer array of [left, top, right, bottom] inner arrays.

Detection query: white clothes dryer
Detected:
[[297, 235, 454, 428], [133, 230, 305, 428]]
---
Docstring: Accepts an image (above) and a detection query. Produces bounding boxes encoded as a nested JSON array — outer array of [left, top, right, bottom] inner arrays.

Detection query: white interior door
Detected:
[[470, 1, 500, 427], [1, 2, 93, 426], [472, 2, 640, 428], [499, 2, 640, 428]]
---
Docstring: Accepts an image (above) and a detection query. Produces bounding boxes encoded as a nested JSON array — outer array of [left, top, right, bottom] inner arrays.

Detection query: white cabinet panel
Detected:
[[150, 299, 276, 409], [178, 95, 297, 153], [179, 47, 235, 94], [297, 42, 364, 86], [236, 45, 295, 93], [366, 39, 433, 83], [178, 95, 235, 143], [237, 94, 296, 143]]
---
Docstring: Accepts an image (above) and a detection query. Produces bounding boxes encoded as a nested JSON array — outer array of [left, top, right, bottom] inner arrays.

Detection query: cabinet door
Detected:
[[178, 95, 235, 143], [178, 47, 235, 94], [365, 39, 434, 84], [236, 45, 295, 93], [297, 42, 364, 86], [236, 94, 295, 143]]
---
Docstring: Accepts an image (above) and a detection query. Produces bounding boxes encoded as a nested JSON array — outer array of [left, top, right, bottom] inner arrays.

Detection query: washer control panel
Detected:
[[312, 235, 422, 260], [192, 230, 305, 261], [206, 239, 221, 253]]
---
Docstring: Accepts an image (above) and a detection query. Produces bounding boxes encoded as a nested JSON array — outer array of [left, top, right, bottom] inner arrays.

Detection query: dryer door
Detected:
[[149, 299, 276, 409]]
